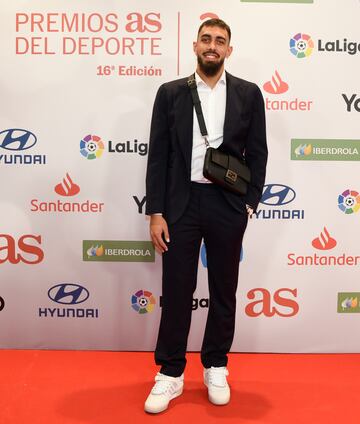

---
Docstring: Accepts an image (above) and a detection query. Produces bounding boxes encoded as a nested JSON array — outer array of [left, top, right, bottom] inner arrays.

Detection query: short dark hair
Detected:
[[197, 18, 231, 42]]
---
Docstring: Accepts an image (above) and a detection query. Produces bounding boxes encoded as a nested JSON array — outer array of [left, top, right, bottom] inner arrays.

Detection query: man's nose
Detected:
[[209, 40, 217, 50]]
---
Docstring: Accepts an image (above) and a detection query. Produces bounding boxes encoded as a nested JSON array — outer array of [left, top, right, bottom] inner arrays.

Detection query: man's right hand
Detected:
[[150, 215, 170, 254]]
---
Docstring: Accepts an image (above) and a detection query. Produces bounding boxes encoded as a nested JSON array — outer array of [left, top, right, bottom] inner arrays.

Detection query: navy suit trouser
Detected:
[[155, 182, 248, 377]]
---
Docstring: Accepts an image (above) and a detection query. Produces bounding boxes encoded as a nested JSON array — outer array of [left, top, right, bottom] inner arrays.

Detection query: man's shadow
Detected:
[[56, 381, 271, 422]]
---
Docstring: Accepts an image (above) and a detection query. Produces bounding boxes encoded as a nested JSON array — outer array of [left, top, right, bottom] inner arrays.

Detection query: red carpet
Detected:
[[0, 351, 358, 423]]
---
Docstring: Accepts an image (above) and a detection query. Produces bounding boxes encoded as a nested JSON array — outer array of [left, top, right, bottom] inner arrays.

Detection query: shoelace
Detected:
[[151, 374, 178, 395], [207, 367, 229, 387]]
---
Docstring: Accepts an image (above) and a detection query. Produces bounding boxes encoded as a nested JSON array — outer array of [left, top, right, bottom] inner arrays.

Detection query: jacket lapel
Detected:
[[223, 72, 245, 146]]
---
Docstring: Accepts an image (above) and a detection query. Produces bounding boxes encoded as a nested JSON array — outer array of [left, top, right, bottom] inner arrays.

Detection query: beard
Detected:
[[197, 54, 224, 77]]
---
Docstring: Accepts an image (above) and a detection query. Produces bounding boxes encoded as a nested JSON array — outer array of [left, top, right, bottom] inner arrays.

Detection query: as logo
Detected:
[[0, 234, 44, 264], [245, 288, 299, 317], [54, 173, 80, 196]]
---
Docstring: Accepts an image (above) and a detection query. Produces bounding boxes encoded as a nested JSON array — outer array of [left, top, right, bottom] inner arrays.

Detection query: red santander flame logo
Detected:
[[54, 173, 80, 197], [312, 227, 337, 250], [200, 13, 219, 20], [263, 70, 289, 95]]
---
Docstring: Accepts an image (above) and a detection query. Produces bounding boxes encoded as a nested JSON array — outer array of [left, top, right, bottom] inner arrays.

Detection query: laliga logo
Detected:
[[54, 173, 80, 196], [338, 189, 360, 214], [290, 33, 314, 58], [131, 290, 156, 314], [80, 134, 104, 160]]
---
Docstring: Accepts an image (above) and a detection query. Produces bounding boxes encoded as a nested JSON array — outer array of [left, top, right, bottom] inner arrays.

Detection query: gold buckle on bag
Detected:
[[225, 169, 237, 183]]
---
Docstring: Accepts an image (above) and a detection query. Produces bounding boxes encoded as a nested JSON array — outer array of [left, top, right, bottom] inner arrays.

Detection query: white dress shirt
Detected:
[[191, 71, 226, 182]]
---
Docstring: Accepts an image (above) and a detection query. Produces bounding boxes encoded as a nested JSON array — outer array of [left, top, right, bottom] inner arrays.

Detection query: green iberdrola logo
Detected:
[[83, 240, 155, 262], [291, 139, 360, 161], [337, 293, 360, 313]]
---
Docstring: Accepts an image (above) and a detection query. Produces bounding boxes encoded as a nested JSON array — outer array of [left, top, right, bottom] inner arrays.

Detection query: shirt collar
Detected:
[[195, 70, 226, 88]]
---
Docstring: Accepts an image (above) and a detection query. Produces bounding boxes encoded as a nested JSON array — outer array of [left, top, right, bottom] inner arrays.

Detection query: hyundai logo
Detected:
[[261, 184, 296, 206], [48, 284, 89, 305], [0, 296, 4, 311], [0, 129, 37, 151]]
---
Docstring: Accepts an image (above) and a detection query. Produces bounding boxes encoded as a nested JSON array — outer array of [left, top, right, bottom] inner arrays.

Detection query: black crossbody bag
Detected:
[[187, 74, 251, 195]]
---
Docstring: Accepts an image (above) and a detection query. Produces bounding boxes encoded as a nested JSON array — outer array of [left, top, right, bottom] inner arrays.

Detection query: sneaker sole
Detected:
[[208, 393, 230, 406], [144, 386, 183, 414], [204, 382, 230, 406]]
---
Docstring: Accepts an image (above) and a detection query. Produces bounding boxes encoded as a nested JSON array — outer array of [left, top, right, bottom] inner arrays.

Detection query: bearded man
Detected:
[[144, 18, 268, 413]]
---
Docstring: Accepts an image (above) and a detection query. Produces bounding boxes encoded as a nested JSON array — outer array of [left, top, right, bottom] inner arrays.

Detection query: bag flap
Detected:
[[210, 149, 228, 168]]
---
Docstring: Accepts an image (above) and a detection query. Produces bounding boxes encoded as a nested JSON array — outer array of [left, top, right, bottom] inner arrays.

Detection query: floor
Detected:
[[0, 350, 358, 423]]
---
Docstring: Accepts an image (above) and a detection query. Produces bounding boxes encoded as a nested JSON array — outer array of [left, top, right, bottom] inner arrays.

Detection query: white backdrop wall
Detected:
[[0, 0, 359, 352]]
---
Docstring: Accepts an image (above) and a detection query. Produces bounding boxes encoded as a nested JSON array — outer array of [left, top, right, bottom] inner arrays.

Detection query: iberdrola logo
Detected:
[[294, 144, 312, 157], [341, 297, 358, 310], [87, 245, 104, 257]]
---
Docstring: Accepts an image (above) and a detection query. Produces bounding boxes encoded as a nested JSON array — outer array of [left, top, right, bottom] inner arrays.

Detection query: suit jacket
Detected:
[[145, 72, 268, 225]]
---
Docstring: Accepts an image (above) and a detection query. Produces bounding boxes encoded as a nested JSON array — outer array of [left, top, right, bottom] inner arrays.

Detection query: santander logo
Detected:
[[311, 227, 337, 250], [54, 173, 80, 197], [263, 70, 313, 111], [263, 70, 289, 94]]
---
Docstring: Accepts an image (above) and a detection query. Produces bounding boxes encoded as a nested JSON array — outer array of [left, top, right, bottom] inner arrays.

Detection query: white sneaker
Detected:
[[144, 372, 184, 413], [204, 366, 230, 405]]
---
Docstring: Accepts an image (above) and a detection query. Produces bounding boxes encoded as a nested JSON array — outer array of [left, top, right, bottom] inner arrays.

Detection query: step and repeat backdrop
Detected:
[[0, 0, 359, 352]]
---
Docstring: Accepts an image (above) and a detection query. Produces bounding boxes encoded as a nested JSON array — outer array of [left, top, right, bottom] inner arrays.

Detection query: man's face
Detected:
[[193, 25, 233, 76]]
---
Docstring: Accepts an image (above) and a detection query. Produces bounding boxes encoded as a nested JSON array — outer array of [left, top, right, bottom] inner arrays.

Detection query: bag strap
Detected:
[[187, 74, 210, 148]]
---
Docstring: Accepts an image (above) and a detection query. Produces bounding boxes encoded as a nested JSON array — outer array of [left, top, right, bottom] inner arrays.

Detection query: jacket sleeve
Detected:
[[244, 84, 268, 212], [145, 84, 170, 215]]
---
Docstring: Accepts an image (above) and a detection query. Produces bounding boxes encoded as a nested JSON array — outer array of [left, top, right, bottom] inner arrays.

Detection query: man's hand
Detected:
[[150, 215, 170, 253], [246, 204, 254, 218]]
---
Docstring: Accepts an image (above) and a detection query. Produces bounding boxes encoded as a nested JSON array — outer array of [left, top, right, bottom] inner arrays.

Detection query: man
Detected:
[[144, 18, 267, 413]]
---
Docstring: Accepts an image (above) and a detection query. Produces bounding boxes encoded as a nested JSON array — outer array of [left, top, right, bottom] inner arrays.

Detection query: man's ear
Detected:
[[193, 41, 197, 54], [226, 46, 233, 59]]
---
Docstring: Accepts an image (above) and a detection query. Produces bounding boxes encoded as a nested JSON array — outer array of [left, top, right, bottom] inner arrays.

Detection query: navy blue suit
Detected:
[[146, 72, 267, 376]]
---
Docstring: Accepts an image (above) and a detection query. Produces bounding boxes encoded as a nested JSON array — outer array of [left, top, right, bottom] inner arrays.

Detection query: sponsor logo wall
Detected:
[[0, 0, 359, 353]]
